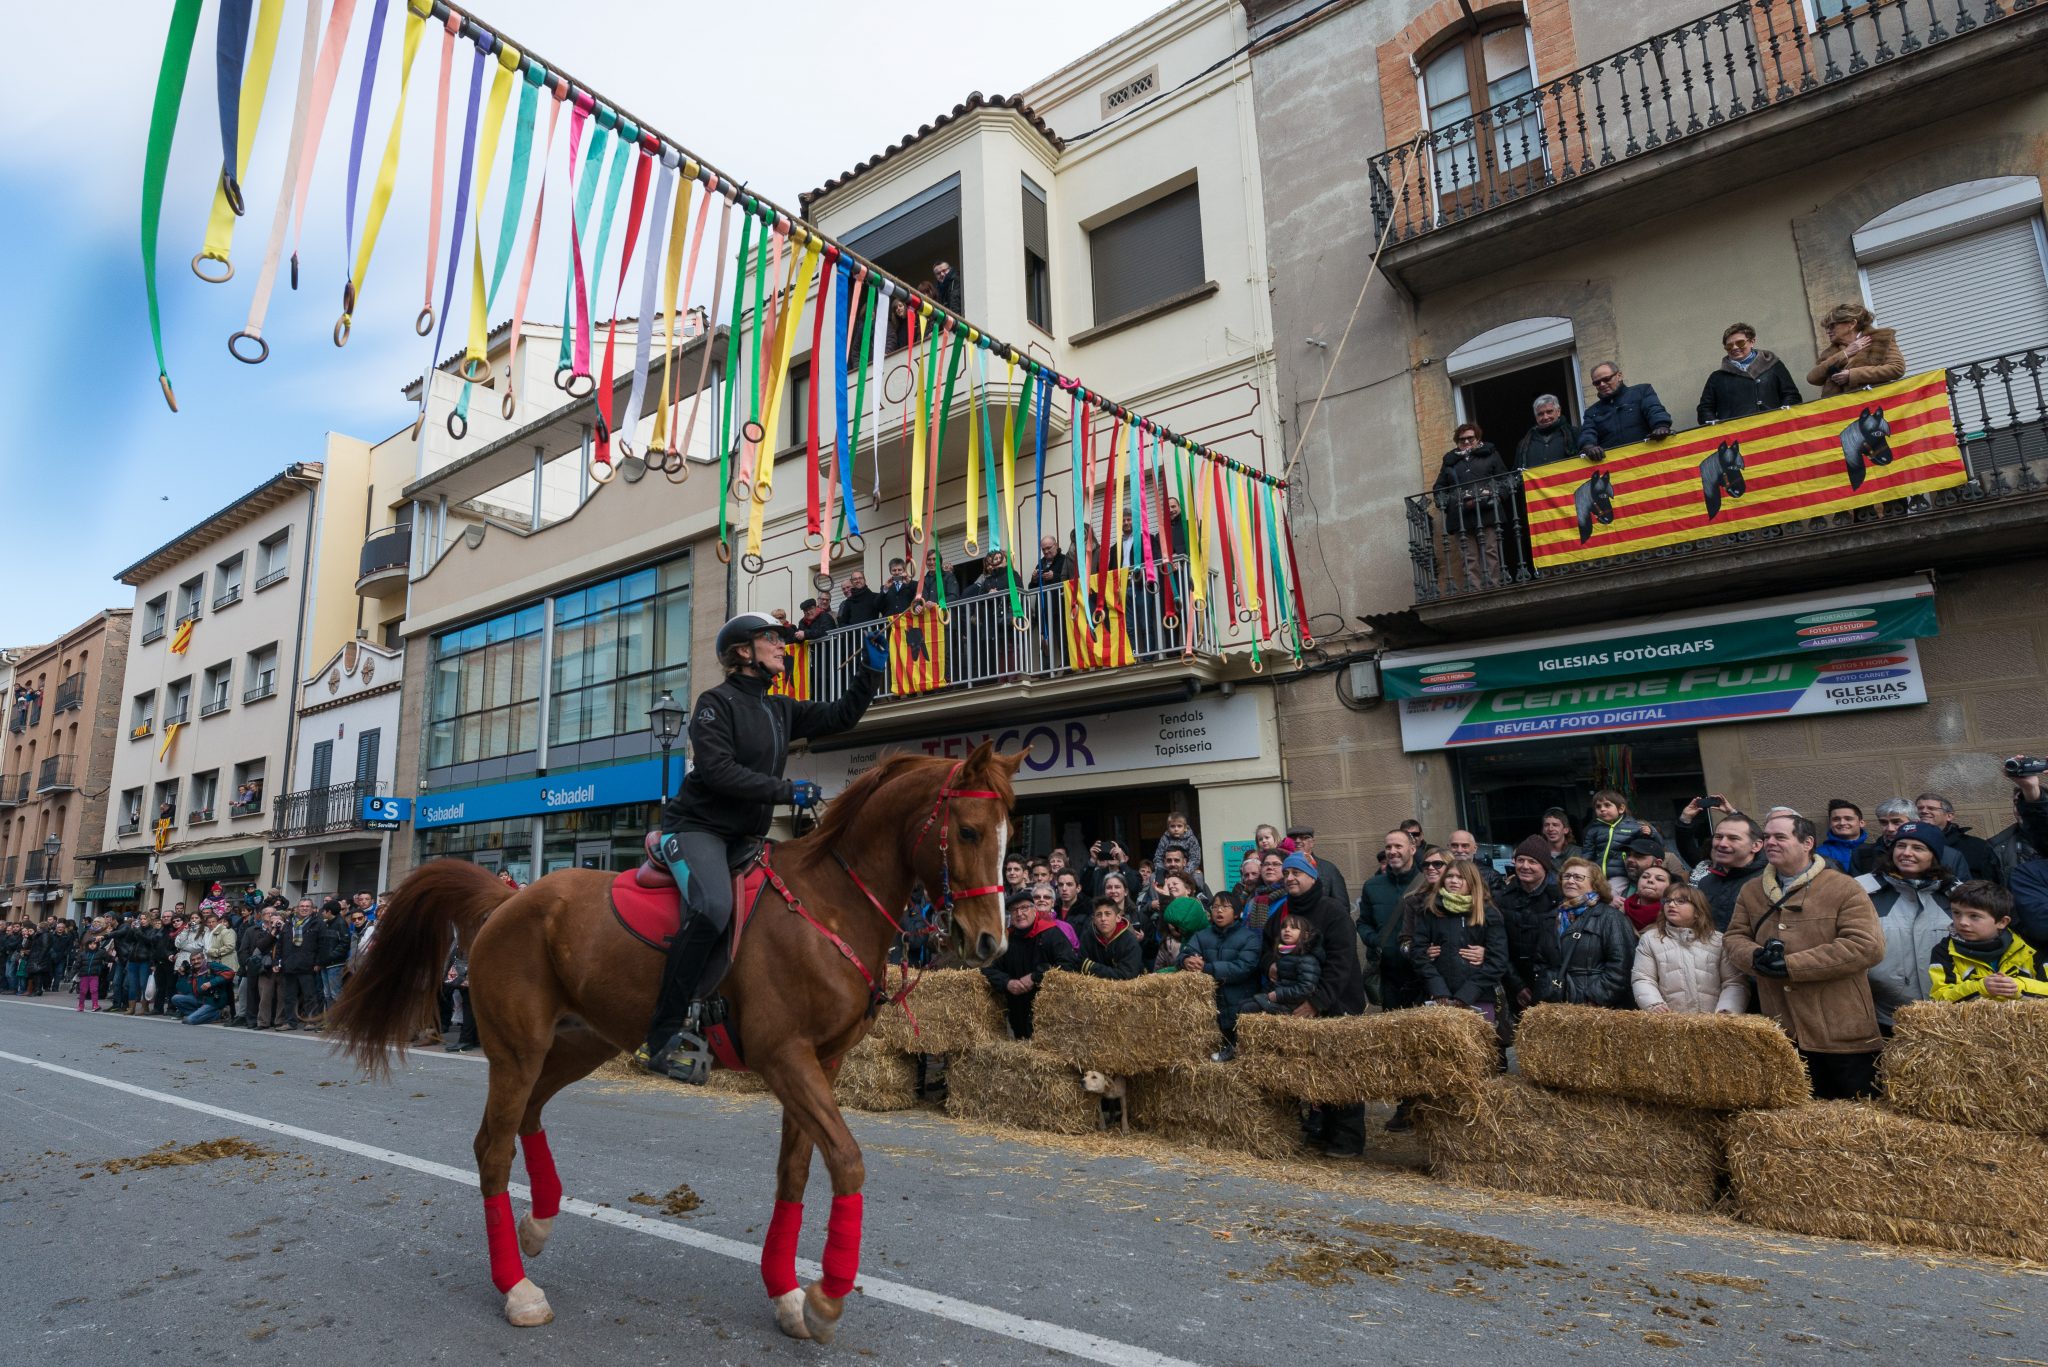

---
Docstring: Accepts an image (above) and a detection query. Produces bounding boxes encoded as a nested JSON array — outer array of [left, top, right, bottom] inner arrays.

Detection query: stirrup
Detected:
[[651, 1028, 713, 1085]]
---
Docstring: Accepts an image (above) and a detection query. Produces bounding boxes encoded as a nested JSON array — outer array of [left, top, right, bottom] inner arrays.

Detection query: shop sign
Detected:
[[1380, 577, 1935, 699], [360, 795, 413, 830], [1397, 641, 1926, 751], [790, 693, 1264, 792], [414, 757, 679, 831], [165, 848, 263, 880]]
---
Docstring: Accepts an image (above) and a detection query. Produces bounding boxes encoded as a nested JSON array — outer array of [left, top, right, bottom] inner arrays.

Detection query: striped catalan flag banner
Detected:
[[1067, 569, 1136, 671], [1523, 369, 1965, 570], [888, 604, 947, 696], [170, 619, 194, 654], [767, 641, 812, 699]]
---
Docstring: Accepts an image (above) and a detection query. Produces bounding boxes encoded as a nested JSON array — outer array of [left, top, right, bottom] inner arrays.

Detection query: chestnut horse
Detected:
[[328, 744, 1020, 1340]]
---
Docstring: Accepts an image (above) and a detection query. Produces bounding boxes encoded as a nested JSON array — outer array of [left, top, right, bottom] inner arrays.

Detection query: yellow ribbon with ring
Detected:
[[743, 234, 822, 563], [194, 0, 287, 282], [459, 43, 520, 378]]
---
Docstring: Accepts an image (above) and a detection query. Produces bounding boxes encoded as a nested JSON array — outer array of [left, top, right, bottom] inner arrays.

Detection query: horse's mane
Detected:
[[810, 752, 933, 846]]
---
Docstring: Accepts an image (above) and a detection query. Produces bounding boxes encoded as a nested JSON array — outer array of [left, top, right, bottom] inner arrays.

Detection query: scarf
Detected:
[[1556, 892, 1600, 937], [1949, 929, 2010, 963], [1439, 891, 1473, 918], [1762, 859, 1824, 910]]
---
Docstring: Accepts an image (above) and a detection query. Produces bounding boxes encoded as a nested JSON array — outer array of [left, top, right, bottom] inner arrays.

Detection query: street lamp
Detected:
[[648, 690, 685, 808]]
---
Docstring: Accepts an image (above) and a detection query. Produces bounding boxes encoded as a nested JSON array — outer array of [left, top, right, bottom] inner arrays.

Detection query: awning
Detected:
[[1380, 576, 1937, 699], [82, 882, 144, 902], [165, 848, 262, 881]]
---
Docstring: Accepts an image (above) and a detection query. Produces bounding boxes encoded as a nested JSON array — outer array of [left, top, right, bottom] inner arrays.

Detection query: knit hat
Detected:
[[1163, 896, 1208, 936], [1624, 830, 1666, 858], [1513, 835, 1556, 875], [1281, 852, 1319, 880], [1893, 821, 1947, 861]]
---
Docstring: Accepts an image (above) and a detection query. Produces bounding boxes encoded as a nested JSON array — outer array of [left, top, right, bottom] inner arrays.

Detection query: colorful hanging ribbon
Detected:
[[593, 140, 654, 465], [284, 0, 361, 292], [334, 0, 426, 345], [616, 150, 678, 461], [497, 82, 566, 419], [211, 0, 256, 216], [407, 33, 485, 425], [549, 93, 601, 387], [803, 254, 832, 545], [675, 184, 732, 478], [414, 13, 459, 335], [194, 0, 285, 285], [648, 161, 697, 455], [337, 0, 391, 297], [569, 111, 634, 401], [142, 0, 206, 408], [452, 55, 543, 435]]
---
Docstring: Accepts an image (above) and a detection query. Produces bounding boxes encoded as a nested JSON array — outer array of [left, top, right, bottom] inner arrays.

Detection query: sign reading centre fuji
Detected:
[[789, 693, 1263, 792]]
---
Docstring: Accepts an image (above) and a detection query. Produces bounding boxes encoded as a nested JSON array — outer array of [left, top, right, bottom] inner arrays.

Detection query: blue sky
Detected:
[[0, 0, 1164, 648]]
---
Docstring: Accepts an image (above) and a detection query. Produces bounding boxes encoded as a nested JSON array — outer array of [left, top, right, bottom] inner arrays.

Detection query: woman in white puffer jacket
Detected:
[[1632, 886, 1747, 1014]]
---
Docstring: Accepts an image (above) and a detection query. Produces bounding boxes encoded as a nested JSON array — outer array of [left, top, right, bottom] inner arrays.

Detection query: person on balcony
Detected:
[[1511, 394, 1576, 469], [1576, 362, 1674, 458], [1431, 423, 1510, 591], [1698, 322, 1802, 424], [791, 594, 836, 642], [1807, 303, 1905, 397], [837, 570, 883, 626], [879, 559, 920, 616]]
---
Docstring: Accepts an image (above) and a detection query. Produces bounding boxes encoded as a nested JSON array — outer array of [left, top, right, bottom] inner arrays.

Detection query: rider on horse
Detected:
[[636, 611, 888, 1081]]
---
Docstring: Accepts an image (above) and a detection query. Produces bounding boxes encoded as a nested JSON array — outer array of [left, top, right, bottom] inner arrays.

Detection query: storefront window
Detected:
[[427, 605, 545, 775], [539, 802, 658, 875], [418, 818, 534, 886], [549, 557, 691, 751]]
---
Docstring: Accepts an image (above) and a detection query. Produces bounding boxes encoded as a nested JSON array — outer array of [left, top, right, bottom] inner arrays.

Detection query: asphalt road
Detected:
[[2, 997, 2043, 1366]]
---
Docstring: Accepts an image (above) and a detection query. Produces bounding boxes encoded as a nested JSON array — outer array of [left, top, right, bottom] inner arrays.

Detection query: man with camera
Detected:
[[1676, 797, 1769, 931], [1081, 838, 1133, 902]]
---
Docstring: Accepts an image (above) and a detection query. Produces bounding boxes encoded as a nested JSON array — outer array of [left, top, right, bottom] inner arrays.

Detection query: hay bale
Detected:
[[945, 1042, 1101, 1136], [834, 1038, 920, 1112], [1881, 999, 2048, 1135], [1727, 1101, 2048, 1261], [1029, 971, 1223, 1075], [1234, 1008, 1498, 1104], [1416, 1076, 1723, 1215], [1514, 1003, 1808, 1111], [866, 967, 1008, 1054], [1128, 1064, 1305, 1154]]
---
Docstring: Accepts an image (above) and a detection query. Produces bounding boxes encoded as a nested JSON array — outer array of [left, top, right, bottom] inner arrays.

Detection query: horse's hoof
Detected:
[[803, 1281, 844, 1344], [504, 1277, 554, 1327], [517, 1214, 554, 1258], [771, 1288, 811, 1339]]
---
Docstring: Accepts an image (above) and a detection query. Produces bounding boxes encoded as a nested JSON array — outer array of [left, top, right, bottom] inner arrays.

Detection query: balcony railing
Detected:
[[53, 675, 83, 713], [358, 525, 412, 589], [212, 583, 242, 611], [255, 563, 289, 591], [36, 754, 77, 793], [1403, 348, 2048, 603], [141, 619, 166, 645], [200, 690, 231, 718], [175, 605, 202, 628], [24, 849, 63, 886], [117, 814, 142, 837], [272, 779, 383, 840], [163, 703, 191, 727], [230, 790, 266, 819], [244, 673, 278, 704], [1370, 0, 2024, 245], [788, 558, 1222, 707], [0, 773, 23, 807]]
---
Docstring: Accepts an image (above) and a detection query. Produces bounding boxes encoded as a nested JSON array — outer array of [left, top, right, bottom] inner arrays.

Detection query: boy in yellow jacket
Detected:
[[1929, 881, 2048, 1002]]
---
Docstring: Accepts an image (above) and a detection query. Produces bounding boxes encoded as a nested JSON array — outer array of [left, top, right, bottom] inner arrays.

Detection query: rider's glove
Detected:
[[790, 780, 824, 811], [861, 627, 888, 674]]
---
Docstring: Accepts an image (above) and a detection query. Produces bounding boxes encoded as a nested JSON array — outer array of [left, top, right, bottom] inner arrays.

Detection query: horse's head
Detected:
[[924, 742, 1024, 968]]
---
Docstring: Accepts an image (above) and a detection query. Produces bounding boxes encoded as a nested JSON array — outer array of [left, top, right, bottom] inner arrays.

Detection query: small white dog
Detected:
[[1081, 1070, 1128, 1134]]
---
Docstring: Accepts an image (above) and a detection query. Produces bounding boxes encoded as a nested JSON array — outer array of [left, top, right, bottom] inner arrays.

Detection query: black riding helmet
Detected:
[[715, 612, 798, 661]]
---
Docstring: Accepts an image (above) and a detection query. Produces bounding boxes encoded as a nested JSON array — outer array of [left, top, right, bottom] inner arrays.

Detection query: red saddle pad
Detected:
[[608, 863, 769, 952]]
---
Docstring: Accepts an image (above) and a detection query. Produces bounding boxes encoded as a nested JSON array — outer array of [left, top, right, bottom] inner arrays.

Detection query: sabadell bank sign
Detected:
[[414, 758, 671, 830], [789, 693, 1263, 792]]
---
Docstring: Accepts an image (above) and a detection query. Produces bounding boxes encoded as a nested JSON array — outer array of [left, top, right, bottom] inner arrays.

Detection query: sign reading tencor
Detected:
[[789, 694, 1262, 792]]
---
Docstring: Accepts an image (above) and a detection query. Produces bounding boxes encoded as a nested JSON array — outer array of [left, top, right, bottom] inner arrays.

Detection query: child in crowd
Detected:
[[1622, 863, 1671, 933], [1585, 788, 1647, 901], [1153, 812, 1203, 872], [1154, 895, 1210, 971], [1929, 881, 2048, 1002], [1632, 886, 1746, 1014], [1243, 917, 1321, 1014], [76, 930, 109, 1012], [1078, 896, 1144, 980]]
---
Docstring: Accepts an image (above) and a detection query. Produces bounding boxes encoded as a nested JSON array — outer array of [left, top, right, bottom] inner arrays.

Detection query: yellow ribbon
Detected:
[[648, 173, 693, 451], [336, 1, 425, 339], [1184, 448, 1209, 609], [907, 311, 929, 542], [459, 45, 519, 376], [195, 0, 286, 280], [746, 236, 822, 557], [1232, 470, 1259, 615]]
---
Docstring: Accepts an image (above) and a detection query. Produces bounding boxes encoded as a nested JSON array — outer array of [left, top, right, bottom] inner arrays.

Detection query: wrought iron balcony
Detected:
[[36, 754, 77, 793], [1402, 347, 2047, 607], [1368, 0, 2039, 287], [212, 583, 243, 611], [272, 779, 383, 840], [163, 703, 192, 727], [117, 814, 143, 837], [24, 848, 64, 886], [53, 674, 83, 713], [357, 525, 412, 594], [0, 773, 24, 807]]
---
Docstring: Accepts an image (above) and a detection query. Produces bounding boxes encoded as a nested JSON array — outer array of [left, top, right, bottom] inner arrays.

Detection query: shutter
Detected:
[[355, 729, 381, 785], [1863, 217, 2048, 373], [1022, 178, 1049, 260], [310, 741, 332, 791], [842, 176, 962, 263], [1089, 185, 1204, 323]]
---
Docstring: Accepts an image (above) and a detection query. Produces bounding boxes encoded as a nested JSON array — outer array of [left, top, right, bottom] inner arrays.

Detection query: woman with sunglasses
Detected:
[[1532, 857, 1636, 1008]]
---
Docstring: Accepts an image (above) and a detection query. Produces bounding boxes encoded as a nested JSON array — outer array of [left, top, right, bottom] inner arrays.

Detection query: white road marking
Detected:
[[0, 1047, 1204, 1367], [0, 998, 485, 1063]]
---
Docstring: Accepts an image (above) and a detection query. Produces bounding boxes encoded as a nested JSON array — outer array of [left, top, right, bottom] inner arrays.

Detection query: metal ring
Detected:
[[590, 458, 615, 484], [191, 253, 234, 284], [812, 570, 834, 591], [1250, 653, 1265, 674], [227, 330, 270, 365], [447, 410, 469, 441], [740, 552, 765, 573], [460, 356, 490, 382], [564, 371, 596, 399], [845, 533, 866, 555], [554, 365, 576, 392], [222, 175, 245, 218], [1013, 616, 1031, 633], [751, 481, 772, 505], [804, 532, 825, 551], [1238, 608, 1257, 624], [332, 315, 352, 348], [620, 455, 647, 483], [909, 526, 926, 544], [742, 419, 765, 445], [158, 374, 179, 413], [1092, 606, 1108, 626], [938, 609, 952, 627], [415, 306, 435, 337], [715, 540, 733, 564], [664, 453, 691, 485], [502, 391, 517, 421], [616, 436, 637, 461]]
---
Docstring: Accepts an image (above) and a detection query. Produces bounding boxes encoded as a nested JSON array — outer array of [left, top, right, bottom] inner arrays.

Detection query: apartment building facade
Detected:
[[1, 611, 132, 919], [1244, 0, 2048, 868], [268, 638, 405, 900]]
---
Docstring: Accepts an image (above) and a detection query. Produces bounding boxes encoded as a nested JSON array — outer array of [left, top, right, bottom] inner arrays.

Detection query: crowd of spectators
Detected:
[[970, 758, 2048, 1155]]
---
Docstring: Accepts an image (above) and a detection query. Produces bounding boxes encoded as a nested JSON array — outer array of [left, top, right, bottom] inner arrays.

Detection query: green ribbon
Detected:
[[143, 0, 207, 410], [719, 207, 753, 474], [555, 114, 613, 379], [836, 272, 879, 540]]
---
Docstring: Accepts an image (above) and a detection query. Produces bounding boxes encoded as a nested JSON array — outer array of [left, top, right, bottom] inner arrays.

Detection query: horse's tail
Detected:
[[326, 859, 513, 1078]]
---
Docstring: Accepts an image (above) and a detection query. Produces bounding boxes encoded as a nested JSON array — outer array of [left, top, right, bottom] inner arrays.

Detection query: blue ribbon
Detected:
[[1032, 369, 1050, 551], [213, 0, 255, 211], [833, 259, 861, 537]]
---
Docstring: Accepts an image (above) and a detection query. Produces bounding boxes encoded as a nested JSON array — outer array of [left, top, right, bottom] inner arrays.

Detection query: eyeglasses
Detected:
[[1592, 374, 1620, 387], [1423, 860, 1448, 871]]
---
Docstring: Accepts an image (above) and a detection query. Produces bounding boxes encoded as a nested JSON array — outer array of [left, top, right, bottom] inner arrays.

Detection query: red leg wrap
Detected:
[[482, 1191, 524, 1294], [761, 1199, 803, 1298], [520, 1129, 562, 1220], [820, 1192, 863, 1299]]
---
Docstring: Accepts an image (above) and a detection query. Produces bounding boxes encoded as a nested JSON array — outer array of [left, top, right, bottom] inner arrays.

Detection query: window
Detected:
[[427, 604, 546, 774], [1419, 19, 1540, 208], [786, 361, 810, 451], [142, 595, 168, 644], [200, 661, 233, 717], [163, 677, 192, 727], [256, 530, 291, 589], [355, 728, 382, 786], [175, 576, 204, 626], [840, 175, 963, 354], [1855, 178, 2048, 380], [130, 691, 156, 739], [310, 740, 334, 791], [244, 644, 279, 702], [230, 761, 265, 817], [118, 787, 144, 836], [214, 552, 244, 609], [189, 770, 219, 825], [153, 779, 179, 828], [1023, 177, 1051, 332], [548, 557, 693, 753], [1088, 183, 1205, 325]]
